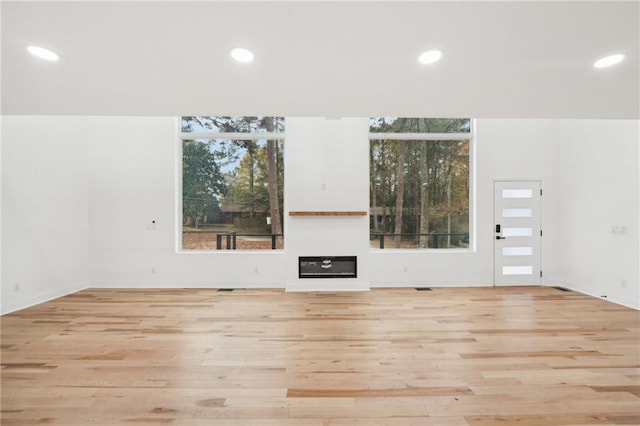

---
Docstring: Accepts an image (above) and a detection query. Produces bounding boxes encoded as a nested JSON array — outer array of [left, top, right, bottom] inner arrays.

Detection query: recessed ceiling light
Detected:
[[230, 47, 255, 63], [593, 54, 625, 69], [27, 45, 59, 61], [418, 50, 442, 65]]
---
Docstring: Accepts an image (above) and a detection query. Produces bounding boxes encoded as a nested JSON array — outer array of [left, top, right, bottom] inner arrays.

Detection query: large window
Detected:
[[369, 118, 472, 249], [180, 116, 284, 250]]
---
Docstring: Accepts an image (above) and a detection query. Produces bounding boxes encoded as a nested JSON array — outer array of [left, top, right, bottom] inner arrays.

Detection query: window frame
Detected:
[[176, 118, 286, 253], [368, 119, 476, 252]]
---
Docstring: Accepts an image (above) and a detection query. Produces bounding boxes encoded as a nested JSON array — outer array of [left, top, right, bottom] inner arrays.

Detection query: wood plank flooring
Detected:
[[1, 287, 639, 425]]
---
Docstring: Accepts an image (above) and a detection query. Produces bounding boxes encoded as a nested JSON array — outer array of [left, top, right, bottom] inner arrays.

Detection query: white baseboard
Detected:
[[89, 281, 284, 289], [1, 282, 88, 315], [543, 282, 639, 310], [286, 280, 370, 292], [5, 281, 634, 314], [369, 280, 492, 288]]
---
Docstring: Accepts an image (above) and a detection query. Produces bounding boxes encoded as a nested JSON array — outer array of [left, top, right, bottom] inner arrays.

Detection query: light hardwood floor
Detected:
[[1, 287, 639, 425]]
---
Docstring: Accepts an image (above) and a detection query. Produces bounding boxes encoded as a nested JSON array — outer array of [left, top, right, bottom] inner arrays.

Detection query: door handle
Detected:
[[496, 236, 506, 240]]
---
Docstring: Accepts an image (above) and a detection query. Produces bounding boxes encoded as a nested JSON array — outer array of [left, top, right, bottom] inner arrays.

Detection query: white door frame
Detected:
[[493, 180, 542, 287]]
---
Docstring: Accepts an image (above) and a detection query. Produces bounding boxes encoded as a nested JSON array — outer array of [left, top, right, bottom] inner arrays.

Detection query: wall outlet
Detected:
[[253, 267, 259, 274], [12, 283, 20, 292], [611, 225, 627, 234], [402, 266, 408, 273], [620, 279, 627, 288], [151, 267, 157, 274]]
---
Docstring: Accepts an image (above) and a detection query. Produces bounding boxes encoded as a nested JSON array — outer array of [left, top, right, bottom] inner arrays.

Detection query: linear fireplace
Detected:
[[298, 256, 357, 279]]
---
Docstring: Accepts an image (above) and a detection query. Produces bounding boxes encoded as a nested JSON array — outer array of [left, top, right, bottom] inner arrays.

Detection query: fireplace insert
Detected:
[[298, 256, 357, 279]]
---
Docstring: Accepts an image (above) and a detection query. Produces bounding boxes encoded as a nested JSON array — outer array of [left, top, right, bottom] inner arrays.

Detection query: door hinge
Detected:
[[540, 230, 543, 237], [540, 189, 543, 196], [540, 270, 543, 278]]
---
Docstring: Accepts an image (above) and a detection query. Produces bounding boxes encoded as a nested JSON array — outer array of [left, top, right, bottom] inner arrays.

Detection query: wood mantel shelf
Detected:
[[289, 211, 367, 216]]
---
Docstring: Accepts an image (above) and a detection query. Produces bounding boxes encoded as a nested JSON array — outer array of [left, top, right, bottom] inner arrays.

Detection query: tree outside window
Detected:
[[181, 116, 284, 250], [370, 118, 471, 249]]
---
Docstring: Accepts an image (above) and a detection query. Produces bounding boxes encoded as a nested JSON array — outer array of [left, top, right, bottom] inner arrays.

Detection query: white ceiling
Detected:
[[2, 1, 639, 118]]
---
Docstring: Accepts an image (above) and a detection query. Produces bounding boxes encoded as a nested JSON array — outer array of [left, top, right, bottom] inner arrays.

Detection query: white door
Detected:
[[494, 181, 542, 286]]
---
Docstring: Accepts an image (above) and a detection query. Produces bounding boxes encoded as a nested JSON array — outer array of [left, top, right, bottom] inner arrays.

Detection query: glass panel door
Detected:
[[494, 181, 542, 286]]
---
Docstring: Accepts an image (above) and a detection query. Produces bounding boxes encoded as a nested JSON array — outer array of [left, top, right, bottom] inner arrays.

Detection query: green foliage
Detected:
[[224, 140, 284, 229], [181, 116, 285, 236], [226, 144, 269, 214], [182, 140, 226, 227], [370, 117, 470, 133], [182, 116, 285, 133], [370, 118, 471, 248]]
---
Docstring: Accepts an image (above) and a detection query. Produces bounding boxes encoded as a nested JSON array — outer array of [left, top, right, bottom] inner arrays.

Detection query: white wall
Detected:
[[1, 116, 89, 313], [479, 120, 564, 285], [555, 120, 639, 308], [85, 117, 639, 308], [369, 119, 561, 287], [88, 117, 371, 291], [88, 117, 287, 288], [2, 116, 638, 313], [0, 112, 3, 316], [88, 117, 565, 291], [284, 118, 370, 291]]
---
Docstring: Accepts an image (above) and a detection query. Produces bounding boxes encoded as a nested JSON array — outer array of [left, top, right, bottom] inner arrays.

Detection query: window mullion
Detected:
[[368, 132, 470, 141], [180, 132, 285, 140]]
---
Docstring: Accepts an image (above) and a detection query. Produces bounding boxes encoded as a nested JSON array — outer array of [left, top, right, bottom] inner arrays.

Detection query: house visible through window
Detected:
[[180, 116, 284, 250], [369, 118, 472, 249]]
